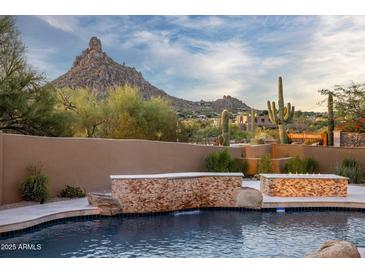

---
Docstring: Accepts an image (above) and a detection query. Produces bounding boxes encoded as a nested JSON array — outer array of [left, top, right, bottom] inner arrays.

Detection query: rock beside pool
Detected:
[[235, 187, 263, 209], [305, 240, 361, 258], [87, 192, 122, 216]]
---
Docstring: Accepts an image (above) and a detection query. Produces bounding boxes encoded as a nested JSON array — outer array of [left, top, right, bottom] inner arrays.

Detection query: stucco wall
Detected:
[[1, 133, 364, 205], [0, 133, 242, 205], [272, 144, 365, 173], [243, 144, 272, 158]]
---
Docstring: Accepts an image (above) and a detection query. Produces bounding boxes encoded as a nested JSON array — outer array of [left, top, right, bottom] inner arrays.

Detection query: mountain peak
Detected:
[[52, 37, 169, 98], [89, 36, 102, 52], [52, 37, 251, 113]]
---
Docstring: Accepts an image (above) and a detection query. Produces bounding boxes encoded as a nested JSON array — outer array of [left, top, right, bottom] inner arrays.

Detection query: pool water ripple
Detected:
[[1, 210, 365, 258]]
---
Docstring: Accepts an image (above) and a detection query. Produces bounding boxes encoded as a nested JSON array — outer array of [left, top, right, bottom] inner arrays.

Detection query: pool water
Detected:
[[1, 210, 365, 258]]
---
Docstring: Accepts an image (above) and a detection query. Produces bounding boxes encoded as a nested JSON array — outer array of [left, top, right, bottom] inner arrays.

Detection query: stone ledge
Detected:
[[260, 174, 348, 197], [112, 176, 244, 213], [87, 192, 121, 216]]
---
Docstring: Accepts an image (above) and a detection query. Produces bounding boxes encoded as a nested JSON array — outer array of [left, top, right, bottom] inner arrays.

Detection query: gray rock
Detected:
[[87, 192, 122, 216], [235, 187, 263, 209], [305, 240, 361, 258]]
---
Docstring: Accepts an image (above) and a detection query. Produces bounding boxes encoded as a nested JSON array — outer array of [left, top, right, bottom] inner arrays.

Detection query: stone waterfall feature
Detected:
[[88, 172, 263, 215]]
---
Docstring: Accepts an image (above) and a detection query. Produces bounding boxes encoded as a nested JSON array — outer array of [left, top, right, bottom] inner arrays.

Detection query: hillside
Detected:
[[52, 37, 251, 113]]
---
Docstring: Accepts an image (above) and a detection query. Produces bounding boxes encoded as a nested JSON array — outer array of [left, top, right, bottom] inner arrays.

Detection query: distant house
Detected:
[[197, 114, 207, 120], [211, 118, 220, 128], [235, 112, 277, 129]]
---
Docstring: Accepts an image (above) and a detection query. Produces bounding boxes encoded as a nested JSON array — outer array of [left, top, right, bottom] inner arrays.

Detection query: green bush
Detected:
[[205, 149, 236, 172], [237, 159, 249, 174], [60, 185, 86, 198], [284, 156, 318, 173], [20, 165, 50, 202], [302, 158, 318, 173], [250, 138, 265, 145], [335, 158, 364, 184], [257, 153, 273, 173], [284, 156, 303, 173]]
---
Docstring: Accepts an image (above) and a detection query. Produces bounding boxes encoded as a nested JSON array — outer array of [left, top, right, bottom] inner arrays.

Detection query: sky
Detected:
[[14, 15, 365, 111]]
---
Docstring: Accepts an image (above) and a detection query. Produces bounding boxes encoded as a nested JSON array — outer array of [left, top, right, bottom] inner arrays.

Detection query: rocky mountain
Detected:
[[52, 37, 251, 114], [198, 95, 251, 113]]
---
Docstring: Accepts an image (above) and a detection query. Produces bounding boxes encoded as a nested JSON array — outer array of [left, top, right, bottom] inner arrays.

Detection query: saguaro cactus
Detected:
[[250, 109, 255, 133], [267, 76, 295, 144], [328, 93, 334, 146], [219, 109, 230, 146]]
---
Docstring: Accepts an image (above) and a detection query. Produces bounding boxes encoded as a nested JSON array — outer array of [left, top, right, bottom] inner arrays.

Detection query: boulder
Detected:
[[305, 240, 361, 258], [235, 187, 263, 209], [87, 192, 122, 216]]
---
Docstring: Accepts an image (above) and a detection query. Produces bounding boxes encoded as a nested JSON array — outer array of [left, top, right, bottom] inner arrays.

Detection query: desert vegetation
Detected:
[[57, 86, 177, 141], [20, 165, 50, 203], [0, 16, 177, 141], [335, 158, 364, 184]]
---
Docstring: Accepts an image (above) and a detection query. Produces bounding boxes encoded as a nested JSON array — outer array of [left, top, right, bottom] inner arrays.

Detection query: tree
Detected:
[[0, 16, 71, 136], [57, 88, 105, 137], [319, 82, 365, 133], [102, 86, 177, 141]]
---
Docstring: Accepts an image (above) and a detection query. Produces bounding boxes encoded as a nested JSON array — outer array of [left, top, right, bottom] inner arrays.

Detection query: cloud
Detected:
[[168, 16, 226, 30], [25, 47, 66, 79], [280, 16, 365, 110], [37, 16, 79, 33], [119, 29, 263, 100], [17, 16, 365, 111]]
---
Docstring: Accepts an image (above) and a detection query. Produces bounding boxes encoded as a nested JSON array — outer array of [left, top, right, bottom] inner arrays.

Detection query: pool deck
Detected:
[[0, 198, 100, 234], [243, 181, 365, 209]]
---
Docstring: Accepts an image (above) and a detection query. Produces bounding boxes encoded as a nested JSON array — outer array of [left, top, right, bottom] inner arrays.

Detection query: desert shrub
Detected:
[[285, 156, 304, 173], [254, 128, 278, 141], [335, 158, 364, 184], [302, 158, 318, 173], [250, 138, 265, 145], [285, 156, 318, 173], [205, 149, 235, 172], [60, 185, 86, 198], [231, 159, 249, 174], [257, 153, 273, 173], [239, 159, 249, 174], [20, 165, 50, 202]]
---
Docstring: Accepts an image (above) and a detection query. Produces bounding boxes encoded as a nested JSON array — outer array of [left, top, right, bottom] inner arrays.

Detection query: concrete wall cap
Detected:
[[110, 172, 244, 180], [260, 173, 348, 180]]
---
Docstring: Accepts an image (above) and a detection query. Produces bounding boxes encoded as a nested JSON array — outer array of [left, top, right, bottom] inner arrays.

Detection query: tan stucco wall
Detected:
[[243, 144, 272, 158], [272, 144, 365, 173], [0, 133, 242, 205], [1, 133, 364, 205]]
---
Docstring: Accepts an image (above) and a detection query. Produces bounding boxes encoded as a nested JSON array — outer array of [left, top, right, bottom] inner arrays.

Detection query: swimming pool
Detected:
[[1, 210, 365, 258]]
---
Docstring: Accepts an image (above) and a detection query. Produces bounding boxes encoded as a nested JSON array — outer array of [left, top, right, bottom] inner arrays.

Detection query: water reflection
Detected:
[[0, 210, 364, 258]]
